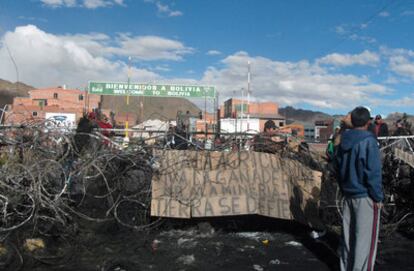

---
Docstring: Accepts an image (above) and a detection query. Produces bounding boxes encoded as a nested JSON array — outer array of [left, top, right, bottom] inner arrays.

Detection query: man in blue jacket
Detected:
[[336, 106, 383, 271]]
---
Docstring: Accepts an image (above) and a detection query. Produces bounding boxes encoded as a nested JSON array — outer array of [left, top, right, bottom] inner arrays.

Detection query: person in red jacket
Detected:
[[87, 111, 113, 145], [96, 116, 113, 138], [374, 114, 389, 137]]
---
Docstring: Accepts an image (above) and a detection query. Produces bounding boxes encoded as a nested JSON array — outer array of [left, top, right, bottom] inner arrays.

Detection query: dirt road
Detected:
[[13, 217, 413, 271]]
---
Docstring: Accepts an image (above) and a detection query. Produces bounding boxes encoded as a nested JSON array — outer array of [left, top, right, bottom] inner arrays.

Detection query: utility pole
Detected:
[[247, 61, 251, 130], [241, 87, 244, 132], [204, 88, 207, 139], [125, 56, 132, 141]]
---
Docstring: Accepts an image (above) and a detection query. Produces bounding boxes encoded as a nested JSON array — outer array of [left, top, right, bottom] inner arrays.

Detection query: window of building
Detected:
[[235, 104, 247, 113], [279, 122, 284, 127], [35, 99, 47, 107], [79, 94, 84, 101], [53, 93, 58, 99], [32, 111, 38, 116]]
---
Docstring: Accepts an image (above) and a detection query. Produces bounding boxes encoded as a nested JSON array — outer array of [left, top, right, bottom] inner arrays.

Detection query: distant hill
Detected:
[[386, 112, 414, 122], [385, 112, 414, 132], [101, 95, 201, 122], [279, 106, 332, 123], [0, 79, 33, 109]]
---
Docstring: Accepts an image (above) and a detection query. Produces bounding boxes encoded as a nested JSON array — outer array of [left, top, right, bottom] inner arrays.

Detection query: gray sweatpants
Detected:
[[340, 197, 381, 271]]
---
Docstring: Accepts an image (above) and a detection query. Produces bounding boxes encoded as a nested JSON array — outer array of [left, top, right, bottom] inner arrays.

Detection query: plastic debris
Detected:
[[269, 259, 281, 265], [253, 264, 264, 271], [309, 229, 327, 239], [261, 239, 269, 246], [285, 241, 302, 247], [176, 254, 195, 265], [24, 238, 45, 252], [0, 244, 7, 256]]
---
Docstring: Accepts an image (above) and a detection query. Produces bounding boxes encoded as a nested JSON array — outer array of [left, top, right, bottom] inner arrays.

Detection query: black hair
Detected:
[[351, 106, 371, 128], [264, 120, 276, 131]]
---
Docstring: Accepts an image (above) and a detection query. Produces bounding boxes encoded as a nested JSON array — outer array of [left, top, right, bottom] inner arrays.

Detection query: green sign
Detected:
[[88, 81, 216, 99]]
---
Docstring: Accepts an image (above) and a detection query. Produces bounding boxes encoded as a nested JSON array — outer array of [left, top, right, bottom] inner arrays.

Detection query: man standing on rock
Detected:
[[336, 106, 384, 271]]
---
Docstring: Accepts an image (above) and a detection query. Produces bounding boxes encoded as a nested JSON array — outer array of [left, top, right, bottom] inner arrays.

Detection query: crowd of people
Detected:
[[326, 110, 413, 160]]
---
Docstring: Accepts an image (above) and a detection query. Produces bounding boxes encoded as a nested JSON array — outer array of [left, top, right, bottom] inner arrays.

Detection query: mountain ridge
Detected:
[[0, 79, 34, 109]]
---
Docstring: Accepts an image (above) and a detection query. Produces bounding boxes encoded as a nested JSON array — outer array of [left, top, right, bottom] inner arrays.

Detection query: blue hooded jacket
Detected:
[[336, 129, 384, 202]]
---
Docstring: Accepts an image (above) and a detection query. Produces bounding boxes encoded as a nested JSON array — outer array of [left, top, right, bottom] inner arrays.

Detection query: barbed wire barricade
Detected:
[[0, 122, 162, 268], [378, 135, 414, 235], [0, 122, 413, 268]]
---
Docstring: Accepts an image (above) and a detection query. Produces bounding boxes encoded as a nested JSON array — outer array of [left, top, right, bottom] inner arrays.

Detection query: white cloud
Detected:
[[83, 0, 110, 9], [389, 56, 414, 80], [145, 0, 183, 17], [335, 25, 346, 35], [349, 34, 376, 44], [111, 34, 193, 61], [384, 76, 401, 85], [372, 96, 414, 108], [334, 24, 376, 44], [41, 0, 76, 7], [17, 16, 48, 23], [390, 97, 414, 107], [0, 25, 399, 112], [58, 31, 193, 61], [0, 25, 160, 88], [40, 0, 124, 9], [401, 10, 414, 16], [113, 0, 125, 5], [154, 65, 170, 72], [379, 11, 390, 17], [200, 51, 387, 109], [384, 47, 414, 80], [207, 50, 222, 56], [381, 47, 414, 58], [318, 50, 380, 67]]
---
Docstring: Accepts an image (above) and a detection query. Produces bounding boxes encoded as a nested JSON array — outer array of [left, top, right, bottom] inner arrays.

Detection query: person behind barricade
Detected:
[[325, 126, 341, 161], [165, 125, 175, 148], [173, 125, 188, 150], [393, 119, 412, 136], [326, 134, 335, 161], [87, 111, 113, 145], [74, 113, 97, 154], [97, 114, 113, 138], [333, 113, 353, 152], [374, 114, 389, 137], [336, 106, 383, 271], [253, 120, 284, 154]]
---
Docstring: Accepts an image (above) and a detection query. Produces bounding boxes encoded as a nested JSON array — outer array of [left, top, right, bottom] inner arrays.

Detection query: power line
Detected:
[[313, 0, 401, 59]]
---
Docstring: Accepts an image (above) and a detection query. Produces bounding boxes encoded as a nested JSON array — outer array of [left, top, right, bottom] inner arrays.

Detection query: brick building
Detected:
[[223, 98, 279, 118], [221, 98, 285, 133], [4, 86, 100, 125], [318, 118, 341, 143]]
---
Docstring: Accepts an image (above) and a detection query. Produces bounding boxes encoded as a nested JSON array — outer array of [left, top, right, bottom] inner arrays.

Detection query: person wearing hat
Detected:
[[336, 106, 383, 271], [263, 119, 277, 133], [393, 119, 412, 136], [374, 114, 389, 137], [253, 120, 282, 153]]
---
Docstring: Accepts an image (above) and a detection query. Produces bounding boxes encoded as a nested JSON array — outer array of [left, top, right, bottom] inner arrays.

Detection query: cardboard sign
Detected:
[[394, 148, 414, 168], [151, 150, 323, 228]]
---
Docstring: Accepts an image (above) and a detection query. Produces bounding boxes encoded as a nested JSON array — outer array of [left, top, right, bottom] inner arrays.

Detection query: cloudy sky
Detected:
[[1, 0, 414, 115]]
